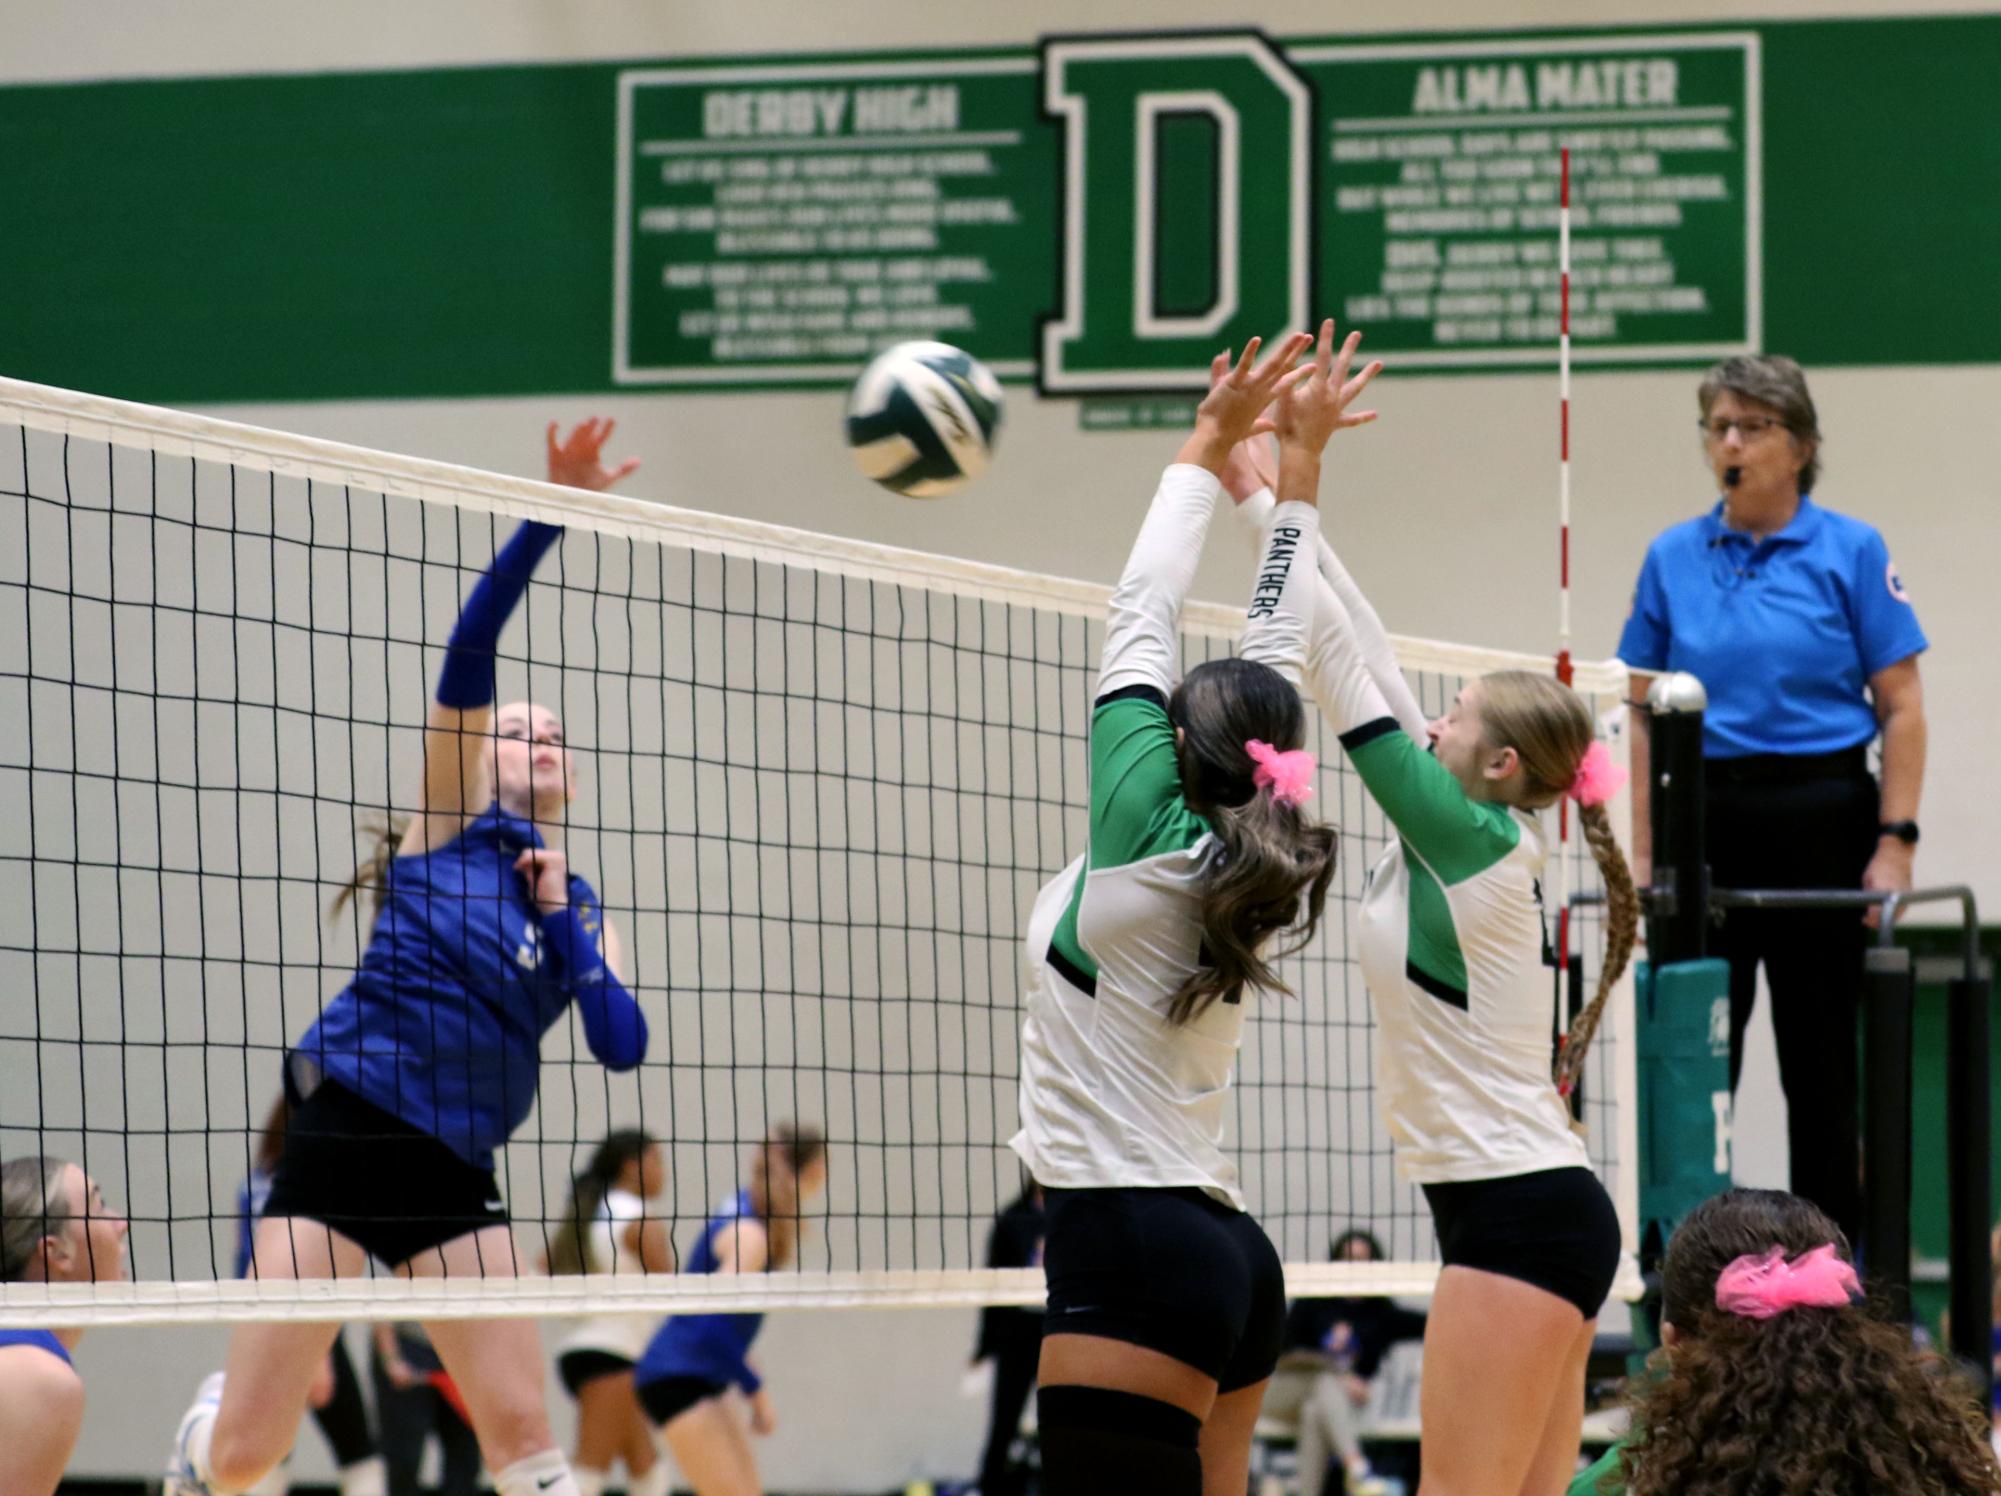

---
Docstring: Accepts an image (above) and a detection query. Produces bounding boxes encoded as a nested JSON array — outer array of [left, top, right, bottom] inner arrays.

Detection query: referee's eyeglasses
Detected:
[[1699, 415, 1787, 441]]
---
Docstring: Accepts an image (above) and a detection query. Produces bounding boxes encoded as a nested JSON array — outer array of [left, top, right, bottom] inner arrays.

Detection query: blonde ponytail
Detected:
[[328, 813, 408, 931], [1474, 671, 1641, 1093], [1555, 802, 1641, 1095]]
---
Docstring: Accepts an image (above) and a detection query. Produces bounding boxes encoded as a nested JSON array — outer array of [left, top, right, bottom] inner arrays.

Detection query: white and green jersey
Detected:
[[1236, 489, 1588, 1184], [1011, 464, 1318, 1209], [1346, 724, 1586, 1182]]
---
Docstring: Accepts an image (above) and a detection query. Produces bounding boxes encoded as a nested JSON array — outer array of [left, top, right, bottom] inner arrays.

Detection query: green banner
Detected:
[[616, 59, 1053, 385], [0, 17, 1995, 403], [1297, 34, 1756, 367]]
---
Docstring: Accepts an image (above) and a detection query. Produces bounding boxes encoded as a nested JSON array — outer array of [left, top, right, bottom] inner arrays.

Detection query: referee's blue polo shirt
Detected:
[[1617, 496, 1927, 759]]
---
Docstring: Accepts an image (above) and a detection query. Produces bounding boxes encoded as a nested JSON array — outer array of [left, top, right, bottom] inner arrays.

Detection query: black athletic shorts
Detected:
[[1422, 1166, 1621, 1318], [1041, 1185, 1285, 1392], [558, 1349, 636, 1397], [637, 1374, 729, 1427], [260, 1076, 511, 1268]]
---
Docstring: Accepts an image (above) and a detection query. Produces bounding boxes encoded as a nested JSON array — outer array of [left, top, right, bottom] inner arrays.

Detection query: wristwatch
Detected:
[[1879, 820, 1920, 846]]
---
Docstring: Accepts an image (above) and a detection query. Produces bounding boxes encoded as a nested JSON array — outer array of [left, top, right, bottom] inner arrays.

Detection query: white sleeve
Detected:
[[1305, 564, 1400, 735], [1238, 499, 1319, 688], [1097, 463, 1221, 700], [1314, 536, 1428, 738], [1232, 489, 1427, 736]]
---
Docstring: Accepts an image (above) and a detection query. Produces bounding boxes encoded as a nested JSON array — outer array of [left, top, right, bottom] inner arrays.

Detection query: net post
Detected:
[[1862, 944, 1915, 1318], [1946, 962, 1992, 1393], [1644, 673, 1709, 963]]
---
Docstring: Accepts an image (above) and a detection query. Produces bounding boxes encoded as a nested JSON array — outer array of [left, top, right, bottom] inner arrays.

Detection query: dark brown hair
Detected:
[[1329, 1228, 1384, 1262], [1474, 671, 1640, 1095], [254, 1094, 289, 1176], [1167, 657, 1338, 1024], [1612, 1188, 1999, 1496], [548, 1129, 659, 1277], [750, 1122, 827, 1271]]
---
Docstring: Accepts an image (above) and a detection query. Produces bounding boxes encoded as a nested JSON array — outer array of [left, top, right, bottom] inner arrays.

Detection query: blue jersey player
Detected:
[[634, 1126, 828, 1496], [168, 421, 647, 1496], [1, 1156, 131, 1496]]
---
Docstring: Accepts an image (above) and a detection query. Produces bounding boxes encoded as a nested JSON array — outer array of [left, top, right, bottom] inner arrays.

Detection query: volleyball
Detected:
[[844, 341, 1004, 498]]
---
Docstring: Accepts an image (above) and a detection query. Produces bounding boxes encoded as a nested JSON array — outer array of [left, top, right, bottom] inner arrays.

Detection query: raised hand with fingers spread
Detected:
[[1176, 331, 1316, 474], [1274, 319, 1382, 492], [546, 418, 641, 493]]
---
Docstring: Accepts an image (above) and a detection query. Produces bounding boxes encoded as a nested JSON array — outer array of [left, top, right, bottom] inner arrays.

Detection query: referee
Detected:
[[1619, 354, 1928, 1245]]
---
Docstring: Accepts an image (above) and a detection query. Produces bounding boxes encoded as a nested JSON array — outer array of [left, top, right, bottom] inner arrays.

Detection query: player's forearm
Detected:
[[1238, 500, 1319, 687], [1099, 464, 1219, 698], [1316, 540, 1427, 738], [435, 521, 562, 708], [540, 908, 648, 1069]]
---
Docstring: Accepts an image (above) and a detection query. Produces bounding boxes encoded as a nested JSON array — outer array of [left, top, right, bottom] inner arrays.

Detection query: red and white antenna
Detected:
[[1555, 147, 1576, 1055], [1558, 146, 1574, 691]]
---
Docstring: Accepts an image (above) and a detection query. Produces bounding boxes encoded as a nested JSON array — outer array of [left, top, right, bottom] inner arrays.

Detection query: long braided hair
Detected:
[[1472, 671, 1640, 1097]]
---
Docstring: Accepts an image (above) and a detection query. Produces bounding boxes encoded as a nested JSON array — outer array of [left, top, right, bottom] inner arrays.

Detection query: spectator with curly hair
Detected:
[[1570, 1188, 1998, 1495]]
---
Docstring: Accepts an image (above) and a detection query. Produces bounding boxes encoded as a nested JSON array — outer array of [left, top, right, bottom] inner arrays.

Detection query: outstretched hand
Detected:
[[546, 418, 641, 493], [1176, 332, 1314, 474], [1273, 320, 1381, 455]]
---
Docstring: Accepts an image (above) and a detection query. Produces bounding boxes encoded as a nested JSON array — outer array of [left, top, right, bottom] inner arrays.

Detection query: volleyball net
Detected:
[[0, 376, 1639, 1326]]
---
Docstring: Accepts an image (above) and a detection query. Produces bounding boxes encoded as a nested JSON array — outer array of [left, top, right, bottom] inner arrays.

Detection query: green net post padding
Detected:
[[1632, 956, 1732, 1361]]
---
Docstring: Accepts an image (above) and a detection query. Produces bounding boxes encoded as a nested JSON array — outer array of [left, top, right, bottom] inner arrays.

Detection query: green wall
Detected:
[[1, 15, 1996, 403]]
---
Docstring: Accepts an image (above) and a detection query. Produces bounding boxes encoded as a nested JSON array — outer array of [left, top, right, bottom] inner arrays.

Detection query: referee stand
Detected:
[[1639, 672, 1993, 1401]]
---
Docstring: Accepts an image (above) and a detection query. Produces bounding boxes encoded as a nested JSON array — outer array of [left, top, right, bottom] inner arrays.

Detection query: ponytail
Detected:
[[548, 1129, 656, 1277], [1472, 671, 1639, 1094], [1554, 802, 1641, 1095], [1168, 657, 1338, 1025], [1174, 792, 1338, 1024], [328, 813, 409, 932]]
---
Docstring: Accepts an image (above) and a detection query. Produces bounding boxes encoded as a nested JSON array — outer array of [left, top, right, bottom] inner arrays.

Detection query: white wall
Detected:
[[8, 2, 1997, 1490]]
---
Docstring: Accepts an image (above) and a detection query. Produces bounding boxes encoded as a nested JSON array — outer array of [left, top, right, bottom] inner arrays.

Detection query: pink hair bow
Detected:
[[1246, 740, 1316, 805], [1714, 1243, 1861, 1320], [1567, 740, 1628, 808]]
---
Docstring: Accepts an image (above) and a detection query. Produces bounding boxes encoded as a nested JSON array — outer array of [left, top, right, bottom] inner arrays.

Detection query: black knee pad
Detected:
[[1036, 1385, 1202, 1495]]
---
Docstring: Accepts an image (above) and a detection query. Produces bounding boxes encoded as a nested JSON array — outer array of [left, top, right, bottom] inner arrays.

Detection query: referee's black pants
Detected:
[[1706, 751, 1879, 1247]]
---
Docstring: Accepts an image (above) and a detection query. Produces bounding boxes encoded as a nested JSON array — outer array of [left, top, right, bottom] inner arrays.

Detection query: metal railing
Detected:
[[1634, 679, 1992, 1395]]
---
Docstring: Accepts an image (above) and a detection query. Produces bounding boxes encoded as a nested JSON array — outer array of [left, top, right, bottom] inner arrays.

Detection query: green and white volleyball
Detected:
[[844, 341, 1004, 498]]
